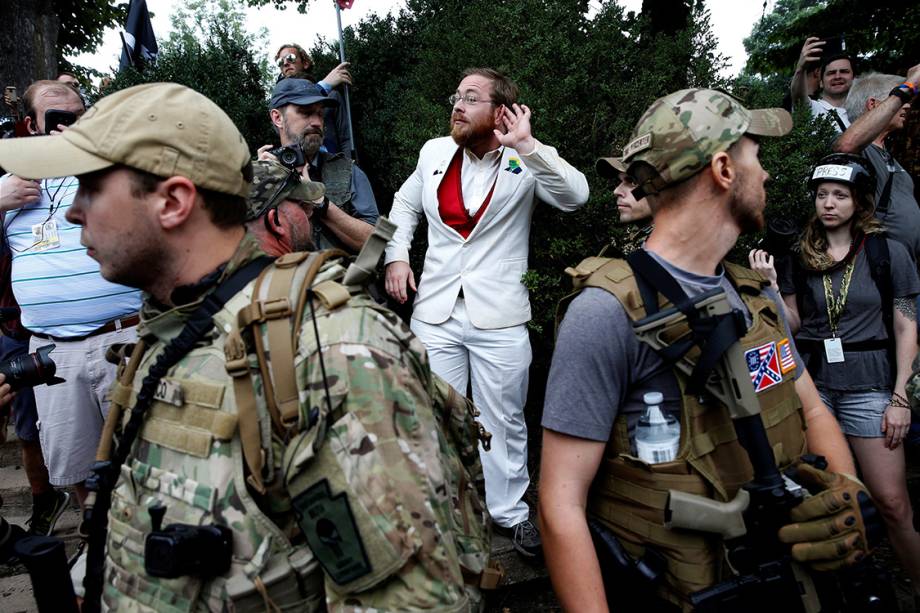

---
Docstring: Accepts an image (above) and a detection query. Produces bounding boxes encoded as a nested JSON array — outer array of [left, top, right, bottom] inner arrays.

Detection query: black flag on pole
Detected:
[[119, 0, 158, 71]]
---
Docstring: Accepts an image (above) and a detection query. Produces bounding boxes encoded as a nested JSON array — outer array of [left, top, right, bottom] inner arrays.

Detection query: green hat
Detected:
[[246, 159, 325, 221], [622, 89, 792, 196], [0, 82, 253, 198]]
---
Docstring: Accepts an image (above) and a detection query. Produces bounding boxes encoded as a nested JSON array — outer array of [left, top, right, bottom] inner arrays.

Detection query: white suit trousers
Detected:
[[411, 299, 532, 527]]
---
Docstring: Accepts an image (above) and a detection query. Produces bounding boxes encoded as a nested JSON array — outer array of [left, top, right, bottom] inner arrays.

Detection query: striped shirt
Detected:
[[2, 175, 141, 337]]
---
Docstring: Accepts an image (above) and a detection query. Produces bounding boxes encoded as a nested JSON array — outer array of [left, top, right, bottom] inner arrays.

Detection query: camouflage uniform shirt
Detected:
[[103, 234, 471, 612]]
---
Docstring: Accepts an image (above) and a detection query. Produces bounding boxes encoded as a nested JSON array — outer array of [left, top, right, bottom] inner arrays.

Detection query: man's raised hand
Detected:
[[494, 103, 536, 155]]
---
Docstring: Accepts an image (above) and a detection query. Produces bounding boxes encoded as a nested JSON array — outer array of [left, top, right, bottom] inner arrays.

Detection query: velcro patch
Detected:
[[777, 338, 796, 374], [623, 133, 652, 160], [745, 341, 783, 393], [292, 479, 371, 585]]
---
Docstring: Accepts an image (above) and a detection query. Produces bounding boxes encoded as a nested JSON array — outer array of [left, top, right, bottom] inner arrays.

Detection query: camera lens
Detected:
[[280, 150, 298, 166]]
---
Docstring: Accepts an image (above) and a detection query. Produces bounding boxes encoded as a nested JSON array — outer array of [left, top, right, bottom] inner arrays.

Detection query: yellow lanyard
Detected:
[[822, 259, 856, 337]]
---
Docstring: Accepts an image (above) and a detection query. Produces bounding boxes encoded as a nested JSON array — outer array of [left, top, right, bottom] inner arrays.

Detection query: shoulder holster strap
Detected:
[[626, 250, 746, 395]]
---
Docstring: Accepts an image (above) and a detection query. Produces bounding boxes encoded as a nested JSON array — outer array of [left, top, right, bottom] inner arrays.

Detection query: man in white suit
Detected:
[[384, 68, 589, 559]]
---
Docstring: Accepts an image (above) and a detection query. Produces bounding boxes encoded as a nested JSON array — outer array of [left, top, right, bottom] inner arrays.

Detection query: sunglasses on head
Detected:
[[277, 53, 298, 68]]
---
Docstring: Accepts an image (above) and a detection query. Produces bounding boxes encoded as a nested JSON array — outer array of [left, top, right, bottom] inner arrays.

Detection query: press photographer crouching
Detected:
[[750, 152, 920, 601]]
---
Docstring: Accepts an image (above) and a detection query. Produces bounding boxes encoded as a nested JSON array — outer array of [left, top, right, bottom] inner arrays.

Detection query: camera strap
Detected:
[[82, 254, 274, 613]]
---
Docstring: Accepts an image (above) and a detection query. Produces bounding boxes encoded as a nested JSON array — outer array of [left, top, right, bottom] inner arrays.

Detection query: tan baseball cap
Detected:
[[0, 82, 252, 198], [595, 156, 627, 180], [622, 89, 792, 196]]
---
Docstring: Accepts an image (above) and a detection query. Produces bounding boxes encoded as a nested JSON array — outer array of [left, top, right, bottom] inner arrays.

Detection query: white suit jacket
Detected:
[[385, 136, 589, 329]]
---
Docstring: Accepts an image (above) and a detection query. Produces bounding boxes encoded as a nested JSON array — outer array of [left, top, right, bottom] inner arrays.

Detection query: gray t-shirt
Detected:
[[864, 145, 920, 264], [779, 238, 920, 391], [542, 251, 802, 447]]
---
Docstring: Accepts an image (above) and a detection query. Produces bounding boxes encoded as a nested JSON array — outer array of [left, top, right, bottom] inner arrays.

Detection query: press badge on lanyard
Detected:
[[31, 219, 61, 252], [822, 257, 856, 365], [824, 337, 845, 363]]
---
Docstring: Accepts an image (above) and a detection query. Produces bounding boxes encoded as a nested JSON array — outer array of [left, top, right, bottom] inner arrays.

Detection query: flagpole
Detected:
[[334, 0, 357, 162]]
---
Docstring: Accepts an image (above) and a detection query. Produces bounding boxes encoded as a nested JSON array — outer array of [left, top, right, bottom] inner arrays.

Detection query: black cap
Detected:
[[270, 78, 339, 110]]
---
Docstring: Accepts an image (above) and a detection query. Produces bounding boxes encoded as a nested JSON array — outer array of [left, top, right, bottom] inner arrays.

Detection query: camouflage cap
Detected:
[[246, 159, 325, 221], [622, 89, 792, 196], [595, 156, 627, 180]]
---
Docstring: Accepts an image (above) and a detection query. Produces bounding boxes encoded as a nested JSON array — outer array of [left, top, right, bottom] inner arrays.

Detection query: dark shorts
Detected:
[[0, 334, 39, 442]]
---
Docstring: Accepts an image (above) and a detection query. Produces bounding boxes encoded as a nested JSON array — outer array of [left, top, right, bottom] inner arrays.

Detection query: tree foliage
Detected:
[[741, 0, 919, 193], [99, 0, 275, 153], [743, 0, 920, 77], [57, 0, 128, 74]]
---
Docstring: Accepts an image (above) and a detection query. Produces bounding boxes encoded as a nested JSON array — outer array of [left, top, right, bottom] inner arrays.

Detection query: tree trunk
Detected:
[[0, 0, 60, 105]]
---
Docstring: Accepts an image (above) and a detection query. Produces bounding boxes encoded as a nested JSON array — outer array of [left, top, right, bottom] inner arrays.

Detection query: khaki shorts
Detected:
[[31, 326, 136, 486]]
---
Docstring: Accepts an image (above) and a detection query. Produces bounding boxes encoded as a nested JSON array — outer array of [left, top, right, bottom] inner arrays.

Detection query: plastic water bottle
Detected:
[[635, 392, 680, 464]]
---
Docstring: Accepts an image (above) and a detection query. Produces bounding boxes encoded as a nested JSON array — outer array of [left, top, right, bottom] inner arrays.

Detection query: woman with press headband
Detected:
[[750, 153, 920, 589]]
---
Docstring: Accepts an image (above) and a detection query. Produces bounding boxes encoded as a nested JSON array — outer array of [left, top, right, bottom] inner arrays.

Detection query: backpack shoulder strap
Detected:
[[225, 248, 349, 494], [864, 233, 894, 336]]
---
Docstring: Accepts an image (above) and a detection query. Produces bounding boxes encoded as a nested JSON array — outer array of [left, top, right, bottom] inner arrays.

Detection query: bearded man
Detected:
[[259, 78, 377, 253], [384, 67, 589, 560]]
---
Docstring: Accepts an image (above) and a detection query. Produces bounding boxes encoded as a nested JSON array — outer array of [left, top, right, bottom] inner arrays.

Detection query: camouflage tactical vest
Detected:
[[102, 248, 497, 612], [558, 257, 807, 610]]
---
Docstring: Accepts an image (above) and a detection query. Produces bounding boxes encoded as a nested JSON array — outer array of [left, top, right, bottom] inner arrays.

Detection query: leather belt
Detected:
[[30, 314, 140, 343]]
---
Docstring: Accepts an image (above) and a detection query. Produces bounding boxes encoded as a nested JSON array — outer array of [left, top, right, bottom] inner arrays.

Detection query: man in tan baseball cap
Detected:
[[0, 82, 479, 613], [541, 89, 877, 611]]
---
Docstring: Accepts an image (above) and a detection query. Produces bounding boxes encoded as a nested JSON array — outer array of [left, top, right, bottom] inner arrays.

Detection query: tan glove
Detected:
[[777, 463, 878, 571]]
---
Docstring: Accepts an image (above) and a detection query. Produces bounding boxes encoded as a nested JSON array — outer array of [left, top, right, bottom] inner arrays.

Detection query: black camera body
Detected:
[[144, 522, 233, 578], [0, 343, 65, 391], [268, 143, 306, 169]]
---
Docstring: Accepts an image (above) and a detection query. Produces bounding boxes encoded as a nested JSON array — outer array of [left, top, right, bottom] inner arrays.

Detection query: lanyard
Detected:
[[822, 259, 856, 336]]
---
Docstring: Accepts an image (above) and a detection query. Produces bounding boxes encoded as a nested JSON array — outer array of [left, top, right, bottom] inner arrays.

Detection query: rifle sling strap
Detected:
[[626, 250, 744, 395]]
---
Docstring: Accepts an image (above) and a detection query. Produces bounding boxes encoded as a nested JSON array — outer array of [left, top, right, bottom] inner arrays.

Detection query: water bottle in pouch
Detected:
[[635, 391, 679, 463]]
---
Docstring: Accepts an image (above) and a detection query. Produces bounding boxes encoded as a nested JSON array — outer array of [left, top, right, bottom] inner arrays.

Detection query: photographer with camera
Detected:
[[258, 78, 377, 253], [0, 80, 141, 517], [790, 37, 854, 132]]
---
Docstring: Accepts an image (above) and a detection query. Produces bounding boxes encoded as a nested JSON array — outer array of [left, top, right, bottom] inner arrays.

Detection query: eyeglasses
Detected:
[[449, 93, 494, 106], [277, 53, 298, 68]]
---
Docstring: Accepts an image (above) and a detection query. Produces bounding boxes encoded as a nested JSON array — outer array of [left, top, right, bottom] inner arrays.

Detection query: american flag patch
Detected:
[[745, 341, 783, 393], [777, 338, 796, 374]]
